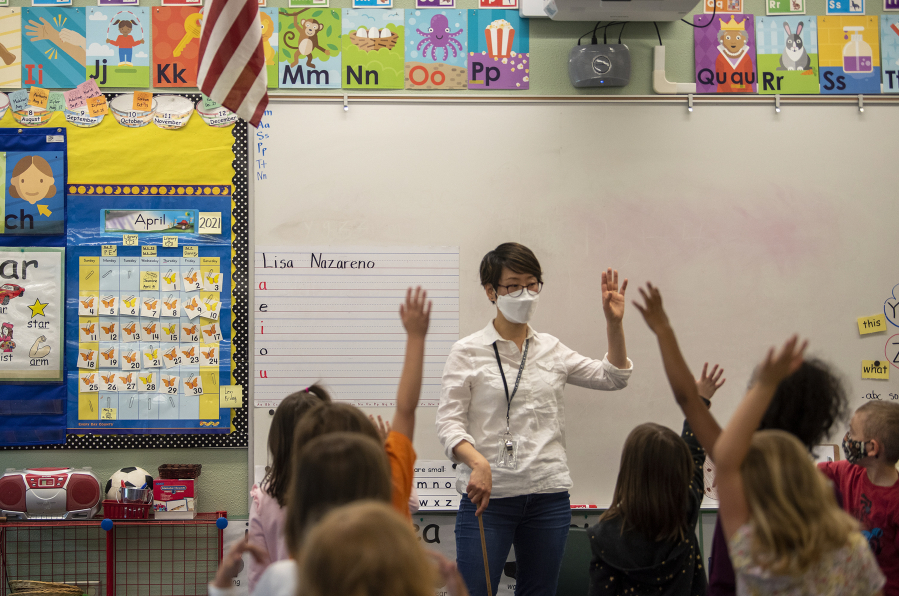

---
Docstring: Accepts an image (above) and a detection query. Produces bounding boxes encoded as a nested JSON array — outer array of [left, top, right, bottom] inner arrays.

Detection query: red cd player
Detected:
[[0, 467, 102, 520]]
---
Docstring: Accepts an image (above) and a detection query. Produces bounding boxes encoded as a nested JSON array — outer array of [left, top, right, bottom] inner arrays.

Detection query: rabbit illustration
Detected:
[[777, 21, 811, 71]]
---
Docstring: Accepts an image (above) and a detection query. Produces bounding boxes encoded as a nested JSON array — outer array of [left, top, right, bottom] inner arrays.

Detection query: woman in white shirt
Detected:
[[436, 242, 632, 596]]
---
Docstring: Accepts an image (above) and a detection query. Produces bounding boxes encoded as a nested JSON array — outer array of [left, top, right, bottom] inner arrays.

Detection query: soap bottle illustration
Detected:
[[843, 26, 873, 73]]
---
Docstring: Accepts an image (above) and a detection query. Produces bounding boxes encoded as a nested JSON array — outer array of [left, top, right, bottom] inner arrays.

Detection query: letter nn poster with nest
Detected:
[[405, 9, 467, 89], [342, 8, 405, 89], [279, 7, 341, 88], [755, 16, 819, 93], [693, 14, 758, 93]]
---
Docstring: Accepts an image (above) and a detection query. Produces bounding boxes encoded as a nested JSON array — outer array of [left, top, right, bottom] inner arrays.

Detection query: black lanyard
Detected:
[[492, 338, 529, 434]]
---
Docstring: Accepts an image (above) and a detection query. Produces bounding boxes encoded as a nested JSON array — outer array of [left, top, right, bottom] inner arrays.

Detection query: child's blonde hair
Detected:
[[742, 429, 858, 575], [298, 500, 435, 596]]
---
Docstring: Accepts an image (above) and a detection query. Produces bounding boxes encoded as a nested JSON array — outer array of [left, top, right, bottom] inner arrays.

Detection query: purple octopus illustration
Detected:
[[416, 14, 464, 61]]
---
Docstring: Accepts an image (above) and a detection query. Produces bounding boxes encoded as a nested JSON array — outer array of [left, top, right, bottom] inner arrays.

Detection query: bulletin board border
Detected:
[[1, 102, 249, 450]]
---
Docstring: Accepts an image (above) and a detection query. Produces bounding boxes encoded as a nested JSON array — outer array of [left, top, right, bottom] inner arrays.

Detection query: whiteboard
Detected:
[[251, 99, 898, 507]]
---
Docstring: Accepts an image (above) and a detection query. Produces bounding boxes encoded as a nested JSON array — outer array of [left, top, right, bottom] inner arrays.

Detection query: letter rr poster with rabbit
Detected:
[[0, 247, 64, 383], [756, 16, 820, 93]]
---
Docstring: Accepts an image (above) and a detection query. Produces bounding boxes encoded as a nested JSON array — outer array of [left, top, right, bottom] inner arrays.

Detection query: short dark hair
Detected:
[[479, 243, 542, 291], [858, 401, 899, 463], [285, 433, 391, 556], [262, 384, 331, 506], [757, 358, 848, 450]]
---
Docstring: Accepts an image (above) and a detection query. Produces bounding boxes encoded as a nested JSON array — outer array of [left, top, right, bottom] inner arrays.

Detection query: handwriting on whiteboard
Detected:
[[254, 246, 460, 408]]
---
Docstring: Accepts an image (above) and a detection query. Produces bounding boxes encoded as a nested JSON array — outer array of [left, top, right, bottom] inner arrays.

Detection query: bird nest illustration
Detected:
[[349, 30, 398, 52]]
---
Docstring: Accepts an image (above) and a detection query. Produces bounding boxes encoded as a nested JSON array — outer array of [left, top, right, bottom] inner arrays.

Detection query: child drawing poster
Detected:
[[0, 247, 64, 384], [22, 8, 85, 89], [152, 6, 201, 87], [0, 9, 21, 89], [881, 16, 899, 92], [756, 16, 819, 93], [3, 152, 64, 235], [467, 9, 529, 90], [86, 7, 148, 88], [818, 15, 880, 94], [342, 9, 404, 89], [260, 8, 279, 89], [278, 8, 341, 89], [693, 14, 757, 93], [405, 9, 466, 89]]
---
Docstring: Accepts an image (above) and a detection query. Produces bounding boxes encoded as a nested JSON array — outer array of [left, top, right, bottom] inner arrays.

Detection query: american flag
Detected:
[[197, 0, 269, 127]]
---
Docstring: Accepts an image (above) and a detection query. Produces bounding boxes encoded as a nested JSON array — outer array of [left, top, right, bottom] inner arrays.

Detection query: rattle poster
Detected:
[[278, 7, 341, 89], [405, 9, 467, 89], [0, 247, 64, 384], [755, 16, 819, 93], [151, 6, 201, 88], [86, 7, 149, 88], [342, 9, 405, 89], [467, 9, 529, 90], [693, 14, 758, 93]]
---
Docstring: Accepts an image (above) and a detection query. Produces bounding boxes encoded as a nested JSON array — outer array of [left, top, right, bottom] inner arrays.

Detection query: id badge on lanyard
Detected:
[[493, 339, 528, 469]]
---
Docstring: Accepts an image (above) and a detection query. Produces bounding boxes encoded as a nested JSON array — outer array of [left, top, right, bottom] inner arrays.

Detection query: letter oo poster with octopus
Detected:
[[694, 13, 758, 93], [405, 9, 467, 89]]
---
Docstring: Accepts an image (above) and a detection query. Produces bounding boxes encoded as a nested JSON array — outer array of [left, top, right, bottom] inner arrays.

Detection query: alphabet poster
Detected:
[[755, 16, 819, 94], [2, 152, 65, 236], [405, 9, 467, 89], [817, 15, 880, 94], [151, 6, 201, 88], [0, 9, 21, 90], [0, 247, 64, 384], [693, 14, 758, 93], [467, 9, 529, 90], [85, 7, 149, 88], [342, 9, 405, 89], [278, 7, 341, 89], [22, 7, 86, 89], [880, 15, 899, 92], [260, 8, 279, 89]]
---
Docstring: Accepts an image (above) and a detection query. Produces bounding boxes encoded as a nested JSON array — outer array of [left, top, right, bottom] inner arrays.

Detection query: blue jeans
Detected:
[[455, 492, 571, 596], [119, 47, 132, 63]]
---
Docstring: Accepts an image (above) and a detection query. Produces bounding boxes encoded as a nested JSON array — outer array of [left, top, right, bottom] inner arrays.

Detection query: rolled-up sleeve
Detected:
[[559, 342, 632, 390], [436, 344, 476, 462]]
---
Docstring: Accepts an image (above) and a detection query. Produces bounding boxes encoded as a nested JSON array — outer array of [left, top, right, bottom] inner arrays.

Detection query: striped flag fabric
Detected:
[[197, 0, 269, 127]]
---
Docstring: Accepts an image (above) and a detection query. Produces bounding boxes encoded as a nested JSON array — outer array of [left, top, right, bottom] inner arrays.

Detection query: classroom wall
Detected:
[[2, 0, 878, 97]]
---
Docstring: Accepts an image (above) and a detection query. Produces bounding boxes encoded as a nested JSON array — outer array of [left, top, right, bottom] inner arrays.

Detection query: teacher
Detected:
[[436, 242, 633, 596]]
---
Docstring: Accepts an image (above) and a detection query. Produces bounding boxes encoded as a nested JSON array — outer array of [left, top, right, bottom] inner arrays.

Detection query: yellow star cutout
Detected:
[[29, 298, 49, 318]]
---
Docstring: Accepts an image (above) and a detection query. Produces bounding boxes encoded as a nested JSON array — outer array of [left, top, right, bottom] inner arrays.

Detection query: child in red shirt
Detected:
[[106, 19, 143, 65], [819, 401, 899, 596]]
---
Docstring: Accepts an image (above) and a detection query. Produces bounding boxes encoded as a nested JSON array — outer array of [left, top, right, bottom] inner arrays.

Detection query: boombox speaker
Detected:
[[568, 44, 631, 88], [0, 467, 102, 520]]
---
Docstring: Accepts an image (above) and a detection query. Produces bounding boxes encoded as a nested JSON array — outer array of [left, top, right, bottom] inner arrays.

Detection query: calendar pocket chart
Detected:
[[64, 186, 232, 434]]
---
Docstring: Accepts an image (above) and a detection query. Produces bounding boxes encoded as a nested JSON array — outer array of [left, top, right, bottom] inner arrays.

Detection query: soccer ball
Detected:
[[105, 466, 154, 500]]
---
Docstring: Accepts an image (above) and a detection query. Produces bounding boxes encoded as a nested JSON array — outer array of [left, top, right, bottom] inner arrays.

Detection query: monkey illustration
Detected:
[[284, 17, 331, 68]]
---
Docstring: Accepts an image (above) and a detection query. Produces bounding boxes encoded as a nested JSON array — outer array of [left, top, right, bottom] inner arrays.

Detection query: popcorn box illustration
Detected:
[[485, 18, 514, 59]]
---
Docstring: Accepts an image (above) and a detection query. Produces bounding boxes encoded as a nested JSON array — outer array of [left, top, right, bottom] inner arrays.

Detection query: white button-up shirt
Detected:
[[436, 321, 633, 499]]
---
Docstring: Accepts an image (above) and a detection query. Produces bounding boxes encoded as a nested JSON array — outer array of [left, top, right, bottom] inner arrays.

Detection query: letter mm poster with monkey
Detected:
[[64, 185, 232, 435]]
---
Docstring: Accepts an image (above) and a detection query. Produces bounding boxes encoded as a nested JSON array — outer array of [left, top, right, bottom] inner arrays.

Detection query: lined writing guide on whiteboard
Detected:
[[254, 247, 459, 408]]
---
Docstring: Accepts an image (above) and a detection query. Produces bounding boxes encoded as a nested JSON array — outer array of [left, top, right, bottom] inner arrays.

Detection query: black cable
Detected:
[[653, 21, 663, 45], [618, 21, 627, 44], [681, 0, 716, 28], [577, 21, 601, 46]]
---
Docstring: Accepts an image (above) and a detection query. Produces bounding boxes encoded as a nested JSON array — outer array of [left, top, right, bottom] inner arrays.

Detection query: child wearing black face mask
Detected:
[[819, 401, 899, 596]]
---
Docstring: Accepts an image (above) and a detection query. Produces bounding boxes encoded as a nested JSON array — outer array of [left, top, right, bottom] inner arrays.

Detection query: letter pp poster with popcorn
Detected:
[[467, 9, 529, 90], [64, 186, 232, 435]]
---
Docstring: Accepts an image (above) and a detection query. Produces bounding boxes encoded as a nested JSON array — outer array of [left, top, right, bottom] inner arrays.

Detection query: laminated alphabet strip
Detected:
[[253, 245, 459, 408]]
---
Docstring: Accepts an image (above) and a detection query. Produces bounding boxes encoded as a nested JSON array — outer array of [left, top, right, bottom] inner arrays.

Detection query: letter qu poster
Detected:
[[694, 14, 758, 93]]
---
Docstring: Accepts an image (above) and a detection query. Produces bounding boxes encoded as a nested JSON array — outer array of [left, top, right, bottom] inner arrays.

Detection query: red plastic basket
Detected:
[[102, 499, 151, 519]]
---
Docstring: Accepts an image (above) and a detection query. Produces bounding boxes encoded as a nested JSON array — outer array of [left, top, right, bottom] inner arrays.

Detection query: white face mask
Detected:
[[495, 292, 539, 324]]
